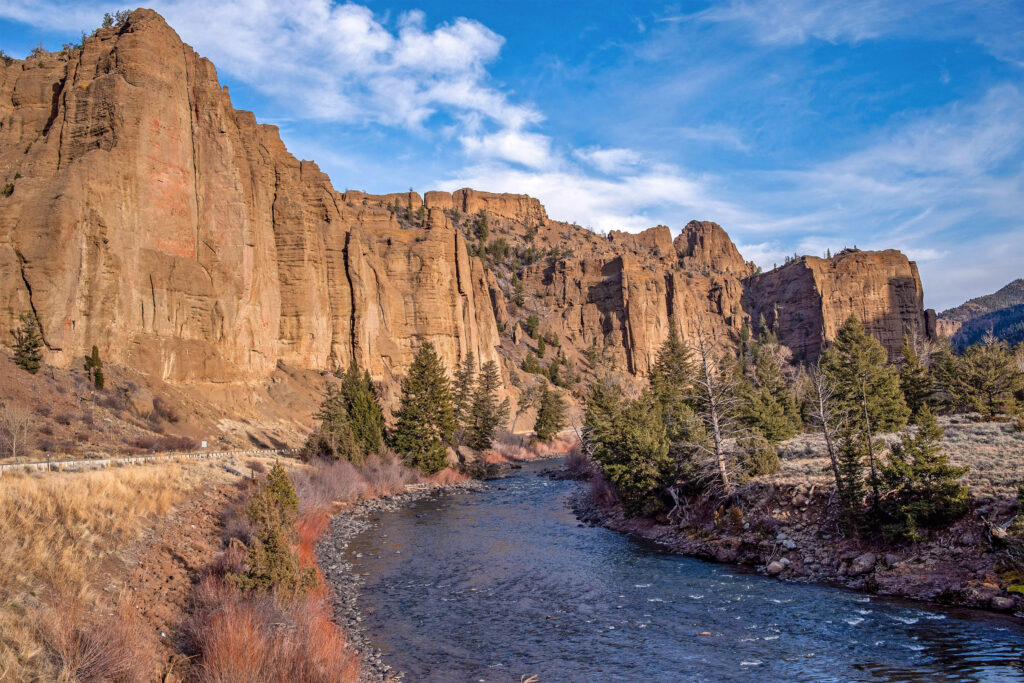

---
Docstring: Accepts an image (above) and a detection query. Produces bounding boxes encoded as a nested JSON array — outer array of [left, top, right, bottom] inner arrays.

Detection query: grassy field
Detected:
[[0, 460, 247, 681], [776, 415, 1024, 498]]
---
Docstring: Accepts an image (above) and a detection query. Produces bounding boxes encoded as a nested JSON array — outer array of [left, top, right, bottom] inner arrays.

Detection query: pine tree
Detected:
[[648, 322, 706, 488], [583, 377, 623, 453], [231, 462, 315, 596], [534, 384, 567, 442], [822, 315, 910, 506], [84, 345, 104, 389], [11, 313, 43, 374], [836, 428, 871, 529], [930, 340, 963, 411], [512, 274, 525, 307], [306, 384, 362, 464], [452, 353, 476, 443], [956, 337, 1022, 416], [878, 407, 968, 540], [468, 360, 509, 450], [340, 362, 386, 456], [739, 341, 801, 442], [391, 341, 456, 474], [537, 335, 547, 358], [592, 391, 672, 517], [898, 334, 933, 416]]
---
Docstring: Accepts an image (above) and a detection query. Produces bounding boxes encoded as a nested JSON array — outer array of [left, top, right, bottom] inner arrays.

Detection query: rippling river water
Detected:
[[343, 460, 1024, 682]]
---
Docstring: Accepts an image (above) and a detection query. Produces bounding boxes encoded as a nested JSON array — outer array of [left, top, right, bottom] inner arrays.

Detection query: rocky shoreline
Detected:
[[316, 480, 488, 682], [567, 476, 1024, 620]]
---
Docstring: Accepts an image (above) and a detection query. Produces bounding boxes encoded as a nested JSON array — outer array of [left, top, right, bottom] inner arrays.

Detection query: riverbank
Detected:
[[568, 471, 1024, 618], [317, 479, 488, 681]]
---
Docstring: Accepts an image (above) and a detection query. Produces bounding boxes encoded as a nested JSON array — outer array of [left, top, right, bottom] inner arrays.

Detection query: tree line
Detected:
[[584, 314, 1024, 540], [304, 342, 567, 475]]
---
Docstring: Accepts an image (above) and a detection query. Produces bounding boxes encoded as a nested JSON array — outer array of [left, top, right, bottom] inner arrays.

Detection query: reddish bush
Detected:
[[564, 444, 595, 479], [590, 473, 617, 508], [428, 467, 469, 485]]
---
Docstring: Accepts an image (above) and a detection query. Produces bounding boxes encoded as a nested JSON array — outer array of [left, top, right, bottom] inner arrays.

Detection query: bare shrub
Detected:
[[96, 392, 125, 412], [152, 396, 180, 423], [590, 472, 617, 508], [292, 459, 368, 513], [37, 595, 157, 682], [185, 581, 358, 683], [564, 443, 595, 479], [428, 467, 470, 484], [0, 401, 34, 460], [362, 452, 419, 497], [54, 412, 75, 425], [129, 434, 198, 452], [36, 436, 59, 453]]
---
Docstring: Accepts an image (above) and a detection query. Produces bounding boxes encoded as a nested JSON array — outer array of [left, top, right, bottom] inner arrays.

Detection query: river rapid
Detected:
[[338, 460, 1024, 682]]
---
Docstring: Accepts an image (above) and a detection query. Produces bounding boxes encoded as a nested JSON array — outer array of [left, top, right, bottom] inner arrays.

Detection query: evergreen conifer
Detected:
[[391, 341, 456, 474], [534, 384, 567, 442], [468, 360, 509, 450], [12, 313, 43, 374]]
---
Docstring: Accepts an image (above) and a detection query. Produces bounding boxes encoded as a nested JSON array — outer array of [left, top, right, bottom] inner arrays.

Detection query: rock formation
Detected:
[[0, 9, 933, 413], [0, 11, 500, 391]]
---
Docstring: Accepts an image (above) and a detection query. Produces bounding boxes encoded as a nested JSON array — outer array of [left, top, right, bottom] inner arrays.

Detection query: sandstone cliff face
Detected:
[[0, 9, 932, 410], [0, 11, 500, 391], [745, 250, 929, 361]]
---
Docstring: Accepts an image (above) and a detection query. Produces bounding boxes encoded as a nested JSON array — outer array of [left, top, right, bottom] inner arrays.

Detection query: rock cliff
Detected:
[[0, 10, 932, 414], [0, 10, 500, 392]]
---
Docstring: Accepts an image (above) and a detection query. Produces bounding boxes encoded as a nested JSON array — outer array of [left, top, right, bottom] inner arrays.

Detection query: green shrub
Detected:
[[1, 183, 12, 197], [877, 408, 969, 541], [230, 463, 314, 596], [738, 435, 780, 477]]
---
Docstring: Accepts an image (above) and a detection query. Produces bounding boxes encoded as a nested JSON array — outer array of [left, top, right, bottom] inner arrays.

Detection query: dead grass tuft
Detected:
[[36, 594, 157, 682]]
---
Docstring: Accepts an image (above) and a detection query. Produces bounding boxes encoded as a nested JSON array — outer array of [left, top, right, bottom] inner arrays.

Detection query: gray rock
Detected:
[[782, 539, 797, 550], [991, 596, 1016, 611], [848, 552, 877, 576]]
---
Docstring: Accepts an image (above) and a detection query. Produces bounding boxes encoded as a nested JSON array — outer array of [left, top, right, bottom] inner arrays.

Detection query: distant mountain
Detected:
[[937, 279, 1024, 349]]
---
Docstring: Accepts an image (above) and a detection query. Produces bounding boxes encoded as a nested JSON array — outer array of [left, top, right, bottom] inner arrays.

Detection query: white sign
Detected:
[[201, 441, 207, 448]]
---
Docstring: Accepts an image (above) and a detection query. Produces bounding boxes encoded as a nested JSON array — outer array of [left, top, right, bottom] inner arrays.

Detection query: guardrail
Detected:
[[0, 448, 300, 475]]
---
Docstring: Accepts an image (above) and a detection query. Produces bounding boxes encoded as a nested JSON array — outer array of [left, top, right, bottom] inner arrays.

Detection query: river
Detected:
[[341, 459, 1024, 682]]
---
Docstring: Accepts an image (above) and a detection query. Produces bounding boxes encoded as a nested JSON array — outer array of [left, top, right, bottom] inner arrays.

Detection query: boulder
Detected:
[[848, 553, 877, 576], [991, 596, 1016, 611], [766, 561, 785, 576]]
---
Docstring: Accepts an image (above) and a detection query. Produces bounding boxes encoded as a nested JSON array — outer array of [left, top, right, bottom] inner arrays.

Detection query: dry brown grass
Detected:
[[774, 415, 1024, 499], [0, 463, 205, 681], [485, 431, 579, 463]]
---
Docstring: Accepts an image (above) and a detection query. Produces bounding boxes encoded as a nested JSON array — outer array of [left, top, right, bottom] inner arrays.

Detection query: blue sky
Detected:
[[2, 1, 1022, 309]]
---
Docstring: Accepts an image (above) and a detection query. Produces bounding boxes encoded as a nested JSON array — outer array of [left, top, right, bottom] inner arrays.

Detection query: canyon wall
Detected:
[[0, 10, 932, 406], [0, 10, 500, 389]]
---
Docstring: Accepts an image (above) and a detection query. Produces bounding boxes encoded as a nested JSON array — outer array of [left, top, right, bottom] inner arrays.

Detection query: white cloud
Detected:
[[695, 0, 938, 46], [460, 129, 554, 169], [0, 0, 537, 133], [675, 124, 750, 151], [572, 147, 643, 174], [691, 0, 1024, 64], [443, 159, 759, 234]]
